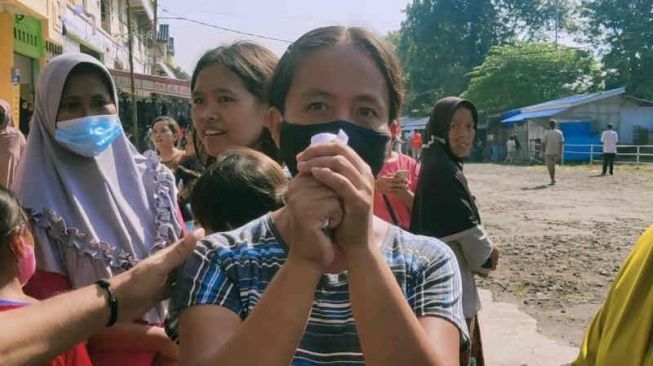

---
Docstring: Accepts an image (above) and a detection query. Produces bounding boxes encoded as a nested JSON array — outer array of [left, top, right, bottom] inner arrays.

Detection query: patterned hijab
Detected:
[[410, 96, 481, 239], [12, 53, 181, 322]]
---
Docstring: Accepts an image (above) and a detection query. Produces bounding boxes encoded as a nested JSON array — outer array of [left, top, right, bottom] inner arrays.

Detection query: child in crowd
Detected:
[[0, 186, 92, 365], [190, 148, 287, 234]]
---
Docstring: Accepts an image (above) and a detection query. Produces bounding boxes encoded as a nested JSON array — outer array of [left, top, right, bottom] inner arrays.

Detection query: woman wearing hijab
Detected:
[[411, 97, 499, 366], [0, 99, 26, 189], [11, 54, 183, 366]]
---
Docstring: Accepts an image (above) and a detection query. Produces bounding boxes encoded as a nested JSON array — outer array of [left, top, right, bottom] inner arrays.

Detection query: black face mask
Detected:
[[279, 120, 390, 177]]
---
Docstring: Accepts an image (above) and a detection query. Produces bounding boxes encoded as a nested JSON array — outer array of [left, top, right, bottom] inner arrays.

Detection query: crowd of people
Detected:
[[0, 24, 648, 366]]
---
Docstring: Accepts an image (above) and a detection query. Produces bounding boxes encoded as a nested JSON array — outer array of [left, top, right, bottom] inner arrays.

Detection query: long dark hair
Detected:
[[191, 42, 280, 166]]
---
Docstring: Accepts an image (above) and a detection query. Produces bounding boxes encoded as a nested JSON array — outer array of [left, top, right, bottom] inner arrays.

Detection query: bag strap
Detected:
[[382, 194, 400, 226]]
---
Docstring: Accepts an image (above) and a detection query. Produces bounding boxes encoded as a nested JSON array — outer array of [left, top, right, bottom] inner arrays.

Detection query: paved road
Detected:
[[479, 289, 579, 366]]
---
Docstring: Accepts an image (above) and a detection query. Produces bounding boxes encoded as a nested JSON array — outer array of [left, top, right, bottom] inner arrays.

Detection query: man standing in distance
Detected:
[[542, 120, 564, 185], [601, 124, 618, 176]]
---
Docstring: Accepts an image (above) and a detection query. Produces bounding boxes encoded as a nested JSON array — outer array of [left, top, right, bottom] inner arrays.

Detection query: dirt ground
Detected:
[[465, 163, 653, 347]]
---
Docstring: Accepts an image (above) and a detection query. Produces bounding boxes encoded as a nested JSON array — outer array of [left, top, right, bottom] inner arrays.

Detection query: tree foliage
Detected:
[[396, 0, 575, 115], [461, 43, 602, 115], [494, 0, 574, 41], [581, 0, 653, 99], [397, 0, 501, 114]]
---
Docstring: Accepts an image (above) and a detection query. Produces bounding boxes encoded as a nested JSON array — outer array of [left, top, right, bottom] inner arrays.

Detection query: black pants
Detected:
[[602, 153, 616, 175]]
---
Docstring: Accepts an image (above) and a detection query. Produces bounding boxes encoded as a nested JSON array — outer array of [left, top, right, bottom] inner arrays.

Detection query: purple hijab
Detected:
[[12, 53, 181, 323]]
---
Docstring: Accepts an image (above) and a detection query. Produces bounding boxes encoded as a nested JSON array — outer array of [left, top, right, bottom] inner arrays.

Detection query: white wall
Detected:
[[620, 107, 653, 144], [557, 95, 622, 132], [546, 95, 653, 144]]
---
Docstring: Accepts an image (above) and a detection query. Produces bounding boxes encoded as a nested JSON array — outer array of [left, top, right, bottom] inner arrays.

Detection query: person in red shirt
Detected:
[[411, 130, 423, 159], [0, 186, 92, 366], [374, 121, 420, 229]]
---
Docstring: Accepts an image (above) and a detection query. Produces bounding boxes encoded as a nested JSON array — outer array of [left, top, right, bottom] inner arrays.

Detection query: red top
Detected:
[[0, 301, 93, 366], [24, 270, 159, 366], [373, 153, 420, 229], [412, 132, 423, 148], [390, 122, 400, 137]]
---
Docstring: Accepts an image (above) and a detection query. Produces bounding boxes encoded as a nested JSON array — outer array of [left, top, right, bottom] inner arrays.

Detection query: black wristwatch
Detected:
[[96, 279, 118, 327]]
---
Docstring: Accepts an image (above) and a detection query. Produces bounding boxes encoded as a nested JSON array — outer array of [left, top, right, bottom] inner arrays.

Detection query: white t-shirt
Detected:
[[543, 129, 565, 156], [601, 130, 619, 154], [506, 140, 517, 152]]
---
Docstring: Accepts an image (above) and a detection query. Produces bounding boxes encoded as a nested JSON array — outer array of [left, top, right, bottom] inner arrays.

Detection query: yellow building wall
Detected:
[[47, 0, 65, 42], [13, 0, 48, 18], [0, 1, 51, 126], [0, 12, 18, 127]]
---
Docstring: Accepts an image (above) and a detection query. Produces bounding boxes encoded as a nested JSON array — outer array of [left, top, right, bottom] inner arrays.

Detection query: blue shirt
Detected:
[[166, 214, 468, 365]]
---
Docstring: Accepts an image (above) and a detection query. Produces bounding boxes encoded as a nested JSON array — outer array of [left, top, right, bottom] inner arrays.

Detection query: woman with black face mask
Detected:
[[167, 26, 468, 366], [411, 96, 500, 366]]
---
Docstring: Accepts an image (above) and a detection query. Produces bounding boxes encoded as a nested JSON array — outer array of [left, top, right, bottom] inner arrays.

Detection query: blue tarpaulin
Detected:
[[559, 122, 601, 161]]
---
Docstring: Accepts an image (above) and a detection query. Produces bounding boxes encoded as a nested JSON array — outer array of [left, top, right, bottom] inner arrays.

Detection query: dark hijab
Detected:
[[410, 96, 481, 238]]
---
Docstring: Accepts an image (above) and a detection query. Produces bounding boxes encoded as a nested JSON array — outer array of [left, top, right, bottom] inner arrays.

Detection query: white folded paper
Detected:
[[310, 129, 349, 230], [310, 129, 349, 146]]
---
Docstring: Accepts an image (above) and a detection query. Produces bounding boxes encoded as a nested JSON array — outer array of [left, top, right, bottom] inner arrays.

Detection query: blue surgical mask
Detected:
[[55, 114, 123, 157]]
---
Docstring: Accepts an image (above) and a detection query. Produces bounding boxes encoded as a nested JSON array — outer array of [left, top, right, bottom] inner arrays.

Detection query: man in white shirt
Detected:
[[601, 123, 619, 176], [505, 135, 517, 164], [542, 120, 565, 185]]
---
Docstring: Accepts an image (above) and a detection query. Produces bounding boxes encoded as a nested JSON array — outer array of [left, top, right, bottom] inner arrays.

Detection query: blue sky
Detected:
[[158, 0, 411, 73]]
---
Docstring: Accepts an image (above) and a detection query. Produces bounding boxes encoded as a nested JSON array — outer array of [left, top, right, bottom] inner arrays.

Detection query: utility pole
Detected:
[[153, 0, 158, 75], [555, 0, 560, 48], [127, 4, 140, 148]]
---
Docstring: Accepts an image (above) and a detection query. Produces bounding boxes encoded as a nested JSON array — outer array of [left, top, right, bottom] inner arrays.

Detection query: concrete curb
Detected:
[[478, 289, 579, 366]]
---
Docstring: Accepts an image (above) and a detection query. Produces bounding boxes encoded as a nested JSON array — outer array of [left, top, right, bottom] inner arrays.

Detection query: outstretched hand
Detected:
[[112, 229, 204, 322]]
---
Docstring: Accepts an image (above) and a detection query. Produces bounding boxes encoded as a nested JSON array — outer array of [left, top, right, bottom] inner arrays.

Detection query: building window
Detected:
[[80, 44, 102, 61], [118, 0, 125, 25], [100, 0, 111, 33]]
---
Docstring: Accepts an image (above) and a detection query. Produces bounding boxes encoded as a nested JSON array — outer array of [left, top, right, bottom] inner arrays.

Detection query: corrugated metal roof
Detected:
[[502, 108, 567, 123], [400, 116, 429, 131], [523, 87, 626, 113], [500, 87, 627, 123]]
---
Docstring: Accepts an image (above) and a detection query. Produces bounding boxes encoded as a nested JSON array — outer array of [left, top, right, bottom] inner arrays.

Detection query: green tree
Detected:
[[398, 0, 501, 114], [386, 30, 401, 51], [461, 43, 602, 115], [581, 0, 653, 99], [494, 0, 575, 41], [396, 0, 574, 115]]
